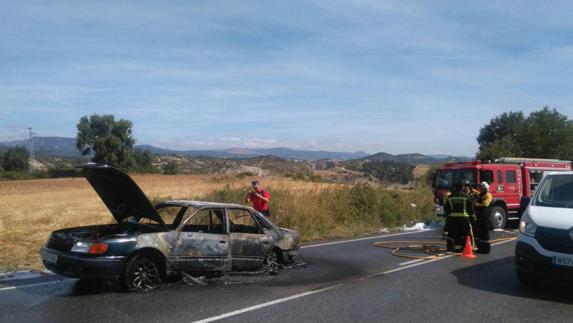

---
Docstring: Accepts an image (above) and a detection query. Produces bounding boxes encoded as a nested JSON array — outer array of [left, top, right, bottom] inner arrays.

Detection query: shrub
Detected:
[[162, 161, 179, 175], [201, 183, 436, 242], [1, 147, 29, 172]]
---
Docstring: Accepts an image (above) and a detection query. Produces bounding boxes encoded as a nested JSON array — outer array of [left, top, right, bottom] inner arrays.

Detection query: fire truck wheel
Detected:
[[489, 206, 507, 229]]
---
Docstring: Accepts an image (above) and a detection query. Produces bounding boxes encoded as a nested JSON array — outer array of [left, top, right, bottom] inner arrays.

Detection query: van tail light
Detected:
[[88, 243, 109, 255]]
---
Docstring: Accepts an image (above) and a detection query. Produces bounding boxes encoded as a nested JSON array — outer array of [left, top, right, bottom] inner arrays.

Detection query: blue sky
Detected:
[[1, 1, 572, 155]]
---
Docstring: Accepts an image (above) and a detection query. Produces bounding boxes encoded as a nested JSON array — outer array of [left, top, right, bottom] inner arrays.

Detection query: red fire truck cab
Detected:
[[432, 157, 572, 229]]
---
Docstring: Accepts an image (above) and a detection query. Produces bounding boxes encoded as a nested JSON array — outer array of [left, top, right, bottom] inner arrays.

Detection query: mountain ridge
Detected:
[[0, 136, 469, 164]]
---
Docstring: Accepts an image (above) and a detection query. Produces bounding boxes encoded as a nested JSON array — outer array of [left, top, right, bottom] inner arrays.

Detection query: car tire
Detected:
[[489, 206, 507, 230], [517, 270, 539, 287], [122, 256, 163, 292]]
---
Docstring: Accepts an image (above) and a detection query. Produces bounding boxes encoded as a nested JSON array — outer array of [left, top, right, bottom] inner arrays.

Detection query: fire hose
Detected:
[[373, 231, 517, 260]]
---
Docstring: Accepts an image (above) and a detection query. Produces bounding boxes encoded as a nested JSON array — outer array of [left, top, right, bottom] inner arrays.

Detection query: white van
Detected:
[[515, 171, 573, 286]]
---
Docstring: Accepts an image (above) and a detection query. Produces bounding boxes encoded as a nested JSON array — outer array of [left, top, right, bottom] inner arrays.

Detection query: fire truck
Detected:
[[432, 158, 572, 229]]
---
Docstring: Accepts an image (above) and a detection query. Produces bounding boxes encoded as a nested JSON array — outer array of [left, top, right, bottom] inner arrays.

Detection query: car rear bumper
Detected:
[[41, 247, 127, 280], [515, 235, 573, 282]]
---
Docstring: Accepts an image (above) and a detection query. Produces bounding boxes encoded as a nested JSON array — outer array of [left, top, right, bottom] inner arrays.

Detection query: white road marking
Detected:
[[192, 284, 342, 323], [398, 258, 426, 266], [0, 279, 70, 292], [380, 256, 453, 275], [192, 237, 517, 323], [491, 239, 515, 247], [301, 230, 437, 249]]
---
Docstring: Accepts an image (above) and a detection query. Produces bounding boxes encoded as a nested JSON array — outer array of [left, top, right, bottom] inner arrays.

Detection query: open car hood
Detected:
[[81, 164, 163, 224]]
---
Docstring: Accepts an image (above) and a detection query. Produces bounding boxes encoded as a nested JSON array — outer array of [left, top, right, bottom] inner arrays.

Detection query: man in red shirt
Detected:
[[245, 180, 271, 216]]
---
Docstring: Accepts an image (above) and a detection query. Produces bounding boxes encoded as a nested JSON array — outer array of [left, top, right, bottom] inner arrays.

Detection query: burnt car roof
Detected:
[[158, 200, 279, 229], [158, 200, 251, 209]]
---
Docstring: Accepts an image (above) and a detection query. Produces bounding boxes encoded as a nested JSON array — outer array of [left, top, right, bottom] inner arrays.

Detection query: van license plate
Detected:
[[43, 250, 58, 264], [552, 256, 573, 267]]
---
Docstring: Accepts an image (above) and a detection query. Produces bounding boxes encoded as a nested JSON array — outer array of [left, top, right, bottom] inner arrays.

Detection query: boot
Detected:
[[476, 241, 491, 254]]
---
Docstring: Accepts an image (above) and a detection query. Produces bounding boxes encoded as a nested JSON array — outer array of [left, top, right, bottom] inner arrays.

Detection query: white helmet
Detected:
[[480, 182, 490, 190]]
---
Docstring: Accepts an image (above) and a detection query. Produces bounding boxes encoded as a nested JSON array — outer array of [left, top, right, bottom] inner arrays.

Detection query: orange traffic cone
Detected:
[[462, 235, 477, 259]]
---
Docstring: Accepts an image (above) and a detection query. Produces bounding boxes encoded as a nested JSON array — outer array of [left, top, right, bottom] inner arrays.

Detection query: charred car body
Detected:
[[41, 164, 300, 291]]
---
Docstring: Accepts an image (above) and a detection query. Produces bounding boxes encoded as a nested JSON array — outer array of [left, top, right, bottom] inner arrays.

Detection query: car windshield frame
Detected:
[[532, 174, 573, 209], [434, 169, 477, 190], [151, 204, 191, 228]]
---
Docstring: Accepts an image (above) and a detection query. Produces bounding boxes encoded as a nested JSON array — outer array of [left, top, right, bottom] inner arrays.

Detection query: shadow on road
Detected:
[[452, 256, 573, 305], [42, 255, 366, 297], [69, 279, 120, 296]]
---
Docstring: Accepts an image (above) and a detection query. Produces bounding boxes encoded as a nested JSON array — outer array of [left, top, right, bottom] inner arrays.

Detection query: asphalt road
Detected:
[[1, 229, 573, 323]]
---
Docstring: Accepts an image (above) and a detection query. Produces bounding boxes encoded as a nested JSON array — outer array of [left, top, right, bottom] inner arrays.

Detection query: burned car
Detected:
[[41, 164, 299, 291]]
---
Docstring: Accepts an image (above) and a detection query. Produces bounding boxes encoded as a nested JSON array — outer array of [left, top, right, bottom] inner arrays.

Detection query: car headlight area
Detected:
[[71, 241, 109, 255], [519, 210, 537, 237]]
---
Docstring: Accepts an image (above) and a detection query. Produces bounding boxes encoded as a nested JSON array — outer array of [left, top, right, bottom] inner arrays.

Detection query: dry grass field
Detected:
[[0, 175, 341, 272]]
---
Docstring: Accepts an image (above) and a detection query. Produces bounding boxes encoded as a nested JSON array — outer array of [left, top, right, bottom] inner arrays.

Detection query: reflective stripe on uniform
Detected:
[[448, 197, 469, 217]]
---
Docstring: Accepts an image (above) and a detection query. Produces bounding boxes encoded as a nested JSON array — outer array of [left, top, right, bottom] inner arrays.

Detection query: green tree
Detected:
[[476, 136, 523, 161], [1, 146, 30, 171], [133, 149, 156, 172], [76, 114, 135, 168], [477, 107, 573, 160], [520, 107, 572, 159], [477, 111, 525, 148]]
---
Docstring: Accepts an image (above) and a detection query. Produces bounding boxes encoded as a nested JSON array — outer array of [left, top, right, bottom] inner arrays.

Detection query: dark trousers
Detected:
[[475, 207, 491, 253], [259, 210, 270, 217], [444, 217, 473, 251]]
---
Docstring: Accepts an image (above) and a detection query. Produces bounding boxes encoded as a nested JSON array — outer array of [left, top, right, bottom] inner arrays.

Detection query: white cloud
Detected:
[[219, 137, 241, 142]]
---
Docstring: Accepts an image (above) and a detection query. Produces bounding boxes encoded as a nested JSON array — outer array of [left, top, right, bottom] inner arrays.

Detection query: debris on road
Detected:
[[175, 258, 308, 288], [181, 272, 208, 286], [400, 222, 441, 232], [0, 270, 54, 282]]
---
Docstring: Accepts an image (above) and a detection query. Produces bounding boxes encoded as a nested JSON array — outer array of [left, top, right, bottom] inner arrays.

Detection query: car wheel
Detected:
[[123, 256, 162, 292], [517, 270, 539, 287], [263, 250, 280, 275], [489, 206, 507, 230]]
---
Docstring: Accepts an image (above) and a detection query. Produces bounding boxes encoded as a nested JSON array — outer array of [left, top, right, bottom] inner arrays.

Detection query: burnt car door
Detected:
[[227, 208, 273, 269], [172, 208, 231, 272]]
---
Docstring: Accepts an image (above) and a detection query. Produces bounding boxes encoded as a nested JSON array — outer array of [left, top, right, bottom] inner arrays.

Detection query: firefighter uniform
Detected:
[[474, 182, 493, 254], [443, 188, 476, 251]]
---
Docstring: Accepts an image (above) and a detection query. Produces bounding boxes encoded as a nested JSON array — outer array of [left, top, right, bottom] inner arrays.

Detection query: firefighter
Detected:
[[473, 182, 493, 254], [462, 181, 479, 241], [443, 181, 476, 252]]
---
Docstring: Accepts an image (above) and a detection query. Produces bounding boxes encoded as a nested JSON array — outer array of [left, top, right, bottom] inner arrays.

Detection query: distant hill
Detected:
[[0, 136, 468, 164], [136, 145, 237, 158], [135, 145, 368, 160], [358, 152, 470, 165], [359, 152, 437, 164], [0, 137, 368, 160], [0, 137, 85, 158]]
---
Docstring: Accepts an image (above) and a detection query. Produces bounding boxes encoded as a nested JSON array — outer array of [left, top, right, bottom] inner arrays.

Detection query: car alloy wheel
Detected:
[[125, 257, 162, 292]]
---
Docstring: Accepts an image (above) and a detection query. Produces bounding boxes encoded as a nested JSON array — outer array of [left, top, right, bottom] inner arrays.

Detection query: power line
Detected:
[[26, 127, 36, 171]]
